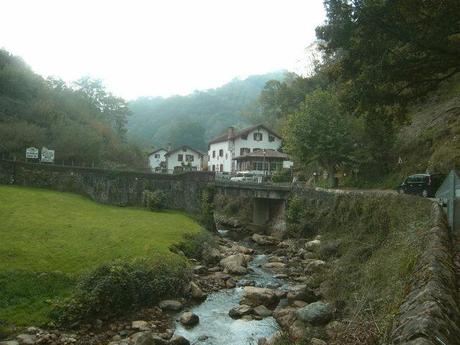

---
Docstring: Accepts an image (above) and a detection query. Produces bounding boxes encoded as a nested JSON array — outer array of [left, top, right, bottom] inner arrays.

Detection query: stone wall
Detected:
[[0, 160, 215, 214], [389, 204, 460, 345]]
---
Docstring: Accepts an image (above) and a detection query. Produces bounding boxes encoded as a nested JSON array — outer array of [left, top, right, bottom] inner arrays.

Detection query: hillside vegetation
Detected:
[[127, 71, 285, 151], [0, 186, 200, 329]]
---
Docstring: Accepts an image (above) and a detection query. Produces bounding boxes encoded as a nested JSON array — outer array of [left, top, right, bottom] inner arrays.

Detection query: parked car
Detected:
[[397, 173, 445, 197]]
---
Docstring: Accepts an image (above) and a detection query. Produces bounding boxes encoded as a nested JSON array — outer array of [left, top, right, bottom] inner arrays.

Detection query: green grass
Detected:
[[0, 185, 201, 330]]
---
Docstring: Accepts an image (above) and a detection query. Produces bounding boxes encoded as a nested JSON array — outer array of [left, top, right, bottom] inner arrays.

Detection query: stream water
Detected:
[[174, 232, 289, 345]]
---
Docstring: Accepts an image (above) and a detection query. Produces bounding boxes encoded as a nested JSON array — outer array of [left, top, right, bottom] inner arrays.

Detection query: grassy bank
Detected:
[[0, 185, 201, 330], [286, 191, 433, 343]]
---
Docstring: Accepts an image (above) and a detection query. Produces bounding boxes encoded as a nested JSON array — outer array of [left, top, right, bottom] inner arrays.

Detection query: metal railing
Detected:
[[435, 170, 460, 233]]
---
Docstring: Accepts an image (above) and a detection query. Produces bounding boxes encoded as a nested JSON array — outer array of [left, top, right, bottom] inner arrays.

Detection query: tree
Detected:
[[316, 0, 460, 117], [283, 89, 355, 187]]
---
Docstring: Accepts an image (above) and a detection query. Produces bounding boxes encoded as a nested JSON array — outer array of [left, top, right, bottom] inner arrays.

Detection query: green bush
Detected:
[[197, 186, 216, 231], [286, 194, 317, 238], [143, 190, 167, 211], [52, 255, 190, 326], [170, 231, 215, 262], [271, 169, 292, 183]]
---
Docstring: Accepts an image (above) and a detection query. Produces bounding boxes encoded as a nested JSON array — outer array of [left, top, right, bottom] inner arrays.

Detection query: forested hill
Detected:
[[127, 71, 285, 152]]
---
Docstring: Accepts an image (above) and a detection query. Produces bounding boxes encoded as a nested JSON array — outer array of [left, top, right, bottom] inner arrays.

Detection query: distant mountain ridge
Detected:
[[127, 71, 286, 151]]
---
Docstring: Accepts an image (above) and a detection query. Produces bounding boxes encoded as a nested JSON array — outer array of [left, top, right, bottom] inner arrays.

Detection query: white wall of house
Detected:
[[208, 127, 282, 173], [148, 149, 167, 171], [166, 147, 202, 172]]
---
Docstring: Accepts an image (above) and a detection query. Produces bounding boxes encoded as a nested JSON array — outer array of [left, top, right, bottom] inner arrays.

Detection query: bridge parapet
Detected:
[[214, 180, 291, 200]]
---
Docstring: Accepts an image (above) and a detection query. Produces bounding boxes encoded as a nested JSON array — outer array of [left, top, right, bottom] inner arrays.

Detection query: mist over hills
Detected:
[[127, 71, 286, 152]]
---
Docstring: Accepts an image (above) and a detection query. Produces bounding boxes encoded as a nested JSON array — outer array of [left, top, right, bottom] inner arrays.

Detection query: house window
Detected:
[[212, 151, 216, 158], [154, 154, 160, 158], [253, 148, 261, 152], [219, 149, 224, 157], [241, 134, 248, 140], [269, 135, 275, 142], [186, 154, 194, 162], [178, 154, 183, 161], [220, 164, 223, 172], [254, 132, 263, 141], [240, 148, 250, 155], [212, 165, 215, 171]]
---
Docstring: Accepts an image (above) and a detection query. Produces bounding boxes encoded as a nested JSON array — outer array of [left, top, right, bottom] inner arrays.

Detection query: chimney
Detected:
[[227, 126, 235, 139], [167, 143, 172, 152]]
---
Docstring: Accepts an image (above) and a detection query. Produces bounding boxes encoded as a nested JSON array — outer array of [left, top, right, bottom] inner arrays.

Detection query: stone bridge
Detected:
[[214, 180, 292, 226]]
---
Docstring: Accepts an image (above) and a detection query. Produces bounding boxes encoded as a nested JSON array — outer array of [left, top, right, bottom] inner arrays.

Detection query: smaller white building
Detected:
[[165, 146, 204, 173], [148, 148, 168, 172]]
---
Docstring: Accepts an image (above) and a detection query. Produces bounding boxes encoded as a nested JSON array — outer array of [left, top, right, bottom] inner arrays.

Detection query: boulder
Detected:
[[169, 335, 190, 345], [232, 245, 254, 254], [220, 254, 250, 275], [305, 239, 321, 250], [287, 285, 318, 303], [263, 262, 286, 271], [179, 312, 199, 327], [202, 247, 221, 265], [253, 305, 273, 317], [240, 287, 280, 309], [296, 301, 332, 325], [304, 260, 326, 274], [159, 300, 183, 311], [229, 305, 253, 319], [273, 307, 297, 328], [190, 281, 207, 300], [289, 320, 310, 340], [192, 265, 207, 275], [15, 334, 36, 345], [252, 234, 279, 246], [132, 320, 150, 330], [311, 338, 328, 345], [132, 333, 168, 345]]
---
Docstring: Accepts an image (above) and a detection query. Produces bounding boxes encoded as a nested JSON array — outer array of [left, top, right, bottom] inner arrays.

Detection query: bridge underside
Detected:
[[253, 197, 285, 227]]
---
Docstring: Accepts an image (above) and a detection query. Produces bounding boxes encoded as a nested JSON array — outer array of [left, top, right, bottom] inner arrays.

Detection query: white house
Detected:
[[208, 124, 284, 173], [148, 148, 168, 172], [165, 146, 204, 173]]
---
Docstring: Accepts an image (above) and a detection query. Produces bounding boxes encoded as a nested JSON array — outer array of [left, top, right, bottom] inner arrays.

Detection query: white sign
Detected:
[[26, 147, 39, 159], [41, 147, 55, 163]]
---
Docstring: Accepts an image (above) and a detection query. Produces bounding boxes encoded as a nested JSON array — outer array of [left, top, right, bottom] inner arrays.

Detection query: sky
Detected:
[[1, 0, 325, 100]]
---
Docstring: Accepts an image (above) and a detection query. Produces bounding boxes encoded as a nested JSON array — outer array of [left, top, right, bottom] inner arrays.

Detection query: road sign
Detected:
[[26, 147, 39, 159], [41, 147, 55, 163]]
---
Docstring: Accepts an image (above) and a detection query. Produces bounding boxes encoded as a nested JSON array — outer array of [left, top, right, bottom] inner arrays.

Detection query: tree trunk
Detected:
[[327, 162, 337, 188]]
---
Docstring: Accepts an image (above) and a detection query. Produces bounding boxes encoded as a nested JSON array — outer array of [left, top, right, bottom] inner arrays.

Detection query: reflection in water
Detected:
[[174, 252, 286, 345]]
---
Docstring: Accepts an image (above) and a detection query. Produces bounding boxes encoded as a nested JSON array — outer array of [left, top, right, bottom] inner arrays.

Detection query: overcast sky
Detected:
[[1, 0, 325, 100]]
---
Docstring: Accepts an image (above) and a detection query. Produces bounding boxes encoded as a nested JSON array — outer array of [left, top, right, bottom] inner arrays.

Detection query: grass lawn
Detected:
[[0, 185, 201, 329]]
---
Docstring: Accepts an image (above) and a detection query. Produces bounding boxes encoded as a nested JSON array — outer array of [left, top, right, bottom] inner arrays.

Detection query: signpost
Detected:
[[25, 147, 39, 160], [40, 147, 55, 163]]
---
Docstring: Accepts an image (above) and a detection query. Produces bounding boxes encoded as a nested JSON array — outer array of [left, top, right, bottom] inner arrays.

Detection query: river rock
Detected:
[[240, 287, 280, 308], [304, 259, 326, 274], [220, 254, 250, 275], [232, 245, 254, 254], [252, 234, 279, 246], [202, 247, 221, 265], [192, 265, 207, 275], [273, 306, 297, 328], [159, 300, 183, 311], [311, 338, 328, 345], [253, 305, 273, 317], [132, 332, 168, 345], [179, 312, 199, 327], [169, 335, 190, 345], [16, 334, 36, 344], [289, 320, 310, 340], [132, 320, 150, 330], [229, 305, 253, 319], [263, 262, 286, 271], [296, 301, 332, 325], [305, 239, 321, 250], [190, 281, 207, 300], [287, 285, 318, 303]]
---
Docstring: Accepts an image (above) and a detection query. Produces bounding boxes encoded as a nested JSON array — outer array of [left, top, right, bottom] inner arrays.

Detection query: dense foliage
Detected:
[[0, 50, 147, 170], [250, 0, 460, 185], [127, 72, 285, 151], [52, 256, 190, 325]]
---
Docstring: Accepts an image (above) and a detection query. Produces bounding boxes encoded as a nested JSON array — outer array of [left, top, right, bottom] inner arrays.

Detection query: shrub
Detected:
[[170, 231, 215, 261], [197, 186, 216, 231], [52, 255, 190, 326], [271, 169, 292, 183], [143, 190, 167, 211]]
